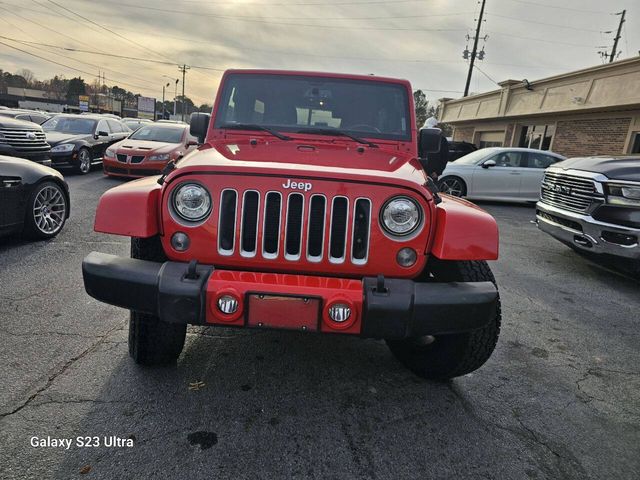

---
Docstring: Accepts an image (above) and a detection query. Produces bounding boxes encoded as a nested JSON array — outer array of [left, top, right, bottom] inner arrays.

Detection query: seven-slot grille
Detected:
[[217, 189, 372, 264], [540, 171, 602, 213], [0, 128, 49, 153]]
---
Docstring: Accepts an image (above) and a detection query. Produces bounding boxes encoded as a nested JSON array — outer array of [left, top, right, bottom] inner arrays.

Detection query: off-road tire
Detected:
[[386, 259, 501, 380], [129, 236, 186, 365]]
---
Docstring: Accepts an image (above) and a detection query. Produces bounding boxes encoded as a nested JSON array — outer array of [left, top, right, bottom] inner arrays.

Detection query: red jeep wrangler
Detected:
[[82, 70, 500, 380]]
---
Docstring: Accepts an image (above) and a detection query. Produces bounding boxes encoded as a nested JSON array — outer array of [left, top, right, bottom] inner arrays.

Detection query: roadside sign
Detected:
[[137, 96, 155, 120], [79, 95, 90, 112]]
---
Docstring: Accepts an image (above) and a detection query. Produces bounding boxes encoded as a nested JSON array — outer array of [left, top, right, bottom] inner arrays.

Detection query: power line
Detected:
[[45, 0, 179, 64], [486, 30, 596, 48], [84, 1, 467, 32], [487, 12, 602, 33], [0, 5, 160, 87], [502, 0, 610, 14], [0, 39, 160, 94], [96, 0, 426, 6]]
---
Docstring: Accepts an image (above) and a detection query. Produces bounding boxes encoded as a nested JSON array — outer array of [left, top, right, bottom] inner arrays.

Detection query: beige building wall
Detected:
[[442, 56, 640, 157]]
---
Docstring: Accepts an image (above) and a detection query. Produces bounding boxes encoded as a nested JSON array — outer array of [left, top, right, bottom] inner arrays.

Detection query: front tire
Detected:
[[23, 181, 68, 239], [438, 176, 467, 197], [129, 236, 186, 365], [76, 147, 92, 174], [386, 259, 501, 380]]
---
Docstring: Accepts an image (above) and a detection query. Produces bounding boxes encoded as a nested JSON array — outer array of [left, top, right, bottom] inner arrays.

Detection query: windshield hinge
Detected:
[[157, 160, 176, 185]]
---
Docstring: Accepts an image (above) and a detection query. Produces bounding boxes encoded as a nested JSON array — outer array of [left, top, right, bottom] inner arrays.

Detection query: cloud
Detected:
[[1, 0, 637, 105]]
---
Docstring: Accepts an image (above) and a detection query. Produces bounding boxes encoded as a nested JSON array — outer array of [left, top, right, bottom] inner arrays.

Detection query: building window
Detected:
[[518, 124, 555, 150], [478, 131, 505, 149], [630, 133, 640, 153]]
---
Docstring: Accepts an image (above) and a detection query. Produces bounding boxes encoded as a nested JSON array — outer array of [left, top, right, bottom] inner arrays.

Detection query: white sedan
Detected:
[[438, 147, 565, 202]]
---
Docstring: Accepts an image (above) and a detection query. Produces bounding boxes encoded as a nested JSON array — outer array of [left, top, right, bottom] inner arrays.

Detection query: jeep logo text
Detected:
[[282, 179, 312, 192]]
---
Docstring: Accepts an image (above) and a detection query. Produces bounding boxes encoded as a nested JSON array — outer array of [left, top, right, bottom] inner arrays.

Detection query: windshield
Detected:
[[453, 148, 498, 165], [42, 116, 96, 134], [129, 125, 184, 143], [214, 74, 411, 141]]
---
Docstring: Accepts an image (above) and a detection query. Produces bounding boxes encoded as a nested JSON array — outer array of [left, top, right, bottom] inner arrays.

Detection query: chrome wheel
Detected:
[[78, 149, 91, 173], [439, 177, 465, 197], [33, 185, 67, 235]]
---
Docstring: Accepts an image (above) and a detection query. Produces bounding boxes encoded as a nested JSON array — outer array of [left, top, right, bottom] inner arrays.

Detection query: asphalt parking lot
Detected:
[[1, 170, 639, 480]]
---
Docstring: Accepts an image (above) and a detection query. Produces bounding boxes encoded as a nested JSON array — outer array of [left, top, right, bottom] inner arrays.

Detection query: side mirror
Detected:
[[190, 112, 210, 144], [482, 159, 496, 169], [418, 128, 443, 157], [186, 140, 199, 147], [97, 130, 109, 137]]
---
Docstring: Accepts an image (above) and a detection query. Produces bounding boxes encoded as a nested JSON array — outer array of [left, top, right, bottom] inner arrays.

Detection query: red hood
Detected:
[[114, 139, 181, 155], [171, 137, 429, 193]]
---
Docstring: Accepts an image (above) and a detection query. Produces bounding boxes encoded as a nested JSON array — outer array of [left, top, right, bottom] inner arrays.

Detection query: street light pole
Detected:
[[162, 75, 179, 119]]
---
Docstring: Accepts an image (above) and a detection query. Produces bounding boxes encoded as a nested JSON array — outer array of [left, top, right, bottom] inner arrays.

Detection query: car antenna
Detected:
[[157, 160, 176, 185]]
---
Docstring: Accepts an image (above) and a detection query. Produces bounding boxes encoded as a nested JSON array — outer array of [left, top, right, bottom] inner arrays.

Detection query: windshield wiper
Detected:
[[295, 128, 378, 148], [221, 123, 292, 141]]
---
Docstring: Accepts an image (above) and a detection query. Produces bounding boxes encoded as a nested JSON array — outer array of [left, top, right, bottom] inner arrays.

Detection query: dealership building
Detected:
[[438, 56, 640, 157]]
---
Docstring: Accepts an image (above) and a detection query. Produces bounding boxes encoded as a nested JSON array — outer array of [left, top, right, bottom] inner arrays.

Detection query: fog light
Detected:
[[171, 232, 190, 251], [396, 247, 417, 267], [217, 295, 239, 315], [328, 303, 351, 323]]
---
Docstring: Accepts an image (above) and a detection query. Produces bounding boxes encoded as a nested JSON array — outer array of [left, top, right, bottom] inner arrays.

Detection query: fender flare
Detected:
[[430, 195, 499, 260], [94, 177, 162, 237]]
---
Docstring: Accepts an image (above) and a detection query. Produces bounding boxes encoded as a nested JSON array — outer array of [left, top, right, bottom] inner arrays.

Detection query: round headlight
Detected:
[[173, 183, 212, 222], [381, 196, 422, 236]]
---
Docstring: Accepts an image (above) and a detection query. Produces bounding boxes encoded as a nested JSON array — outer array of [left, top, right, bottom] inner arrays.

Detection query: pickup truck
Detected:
[[536, 156, 640, 276], [82, 70, 500, 380]]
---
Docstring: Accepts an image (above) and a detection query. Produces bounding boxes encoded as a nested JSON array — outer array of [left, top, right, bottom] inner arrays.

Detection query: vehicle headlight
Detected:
[[381, 196, 422, 236], [172, 183, 212, 222], [149, 153, 171, 161], [606, 183, 640, 206], [51, 144, 75, 153], [105, 147, 116, 157]]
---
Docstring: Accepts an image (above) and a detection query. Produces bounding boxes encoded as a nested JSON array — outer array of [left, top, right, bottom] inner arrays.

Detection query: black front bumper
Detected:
[[0, 144, 51, 166], [82, 252, 498, 339]]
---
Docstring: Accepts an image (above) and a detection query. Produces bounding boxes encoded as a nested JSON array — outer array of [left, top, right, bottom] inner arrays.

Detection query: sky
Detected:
[[0, 0, 638, 108]]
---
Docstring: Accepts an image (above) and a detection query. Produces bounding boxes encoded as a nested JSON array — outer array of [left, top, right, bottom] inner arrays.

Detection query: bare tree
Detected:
[[16, 69, 35, 87]]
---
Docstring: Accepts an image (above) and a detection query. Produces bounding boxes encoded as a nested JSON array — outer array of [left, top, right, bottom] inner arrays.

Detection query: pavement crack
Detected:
[[0, 321, 126, 419]]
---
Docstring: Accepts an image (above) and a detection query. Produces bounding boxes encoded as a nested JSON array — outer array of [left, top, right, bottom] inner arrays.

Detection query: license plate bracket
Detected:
[[247, 294, 321, 331]]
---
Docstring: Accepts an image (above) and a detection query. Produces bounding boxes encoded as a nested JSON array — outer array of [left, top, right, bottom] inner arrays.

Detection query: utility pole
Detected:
[[609, 9, 626, 63], [463, 0, 487, 97], [178, 65, 190, 122]]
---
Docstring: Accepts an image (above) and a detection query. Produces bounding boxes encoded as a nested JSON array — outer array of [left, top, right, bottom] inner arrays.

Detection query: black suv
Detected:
[[536, 156, 640, 276], [0, 116, 51, 165]]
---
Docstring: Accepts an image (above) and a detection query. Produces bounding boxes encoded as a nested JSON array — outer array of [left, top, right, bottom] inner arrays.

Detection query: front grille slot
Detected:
[[116, 154, 127, 163], [262, 192, 282, 258], [1, 128, 49, 153], [218, 190, 237, 255], [351, 199, 371, 263], [130, 155, 145, 164], [307, 195, 326, 261], [329, 197, 349, 262], [240, 191, 260, 256], [285, 193, 304, 259]]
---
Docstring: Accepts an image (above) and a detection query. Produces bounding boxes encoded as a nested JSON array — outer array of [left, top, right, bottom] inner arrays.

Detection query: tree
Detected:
[[16, 69, 35, 87], [66, 77, 86, 101], [198, 104, 212, 113], [413, 90, 429, 129], [45, 75, 68, 100]]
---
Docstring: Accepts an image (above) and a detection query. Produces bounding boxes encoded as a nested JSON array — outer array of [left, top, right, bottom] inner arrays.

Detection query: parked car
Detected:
[[536, 156, 640, 276], [41, 114, 131, 174], [438, 147, 565, 202], [0, 109, 50, 125], [447, 140, 477, 162], [0, 116, 51, 166], [82, 69, 501, 381], [0, 155, 70, 239], [103, 123, 199, 178], [156, 119, 188, 125], [122, 118, 153, 131]]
